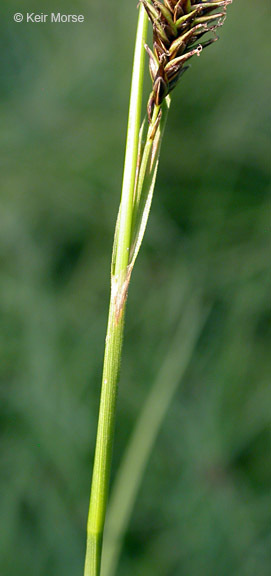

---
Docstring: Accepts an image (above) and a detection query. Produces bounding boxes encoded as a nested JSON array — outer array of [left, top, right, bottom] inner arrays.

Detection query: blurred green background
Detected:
[[1, 1, 271, 575]]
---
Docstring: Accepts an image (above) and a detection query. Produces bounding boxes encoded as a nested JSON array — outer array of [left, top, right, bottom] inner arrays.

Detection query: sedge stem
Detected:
[[83, 6, 148, 576]]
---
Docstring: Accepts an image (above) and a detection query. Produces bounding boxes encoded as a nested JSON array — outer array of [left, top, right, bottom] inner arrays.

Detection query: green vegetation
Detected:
[[84, 2, 231, 573], [1, 1, 271, 575]]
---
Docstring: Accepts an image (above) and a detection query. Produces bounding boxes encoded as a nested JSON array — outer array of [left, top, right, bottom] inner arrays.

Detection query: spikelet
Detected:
[[140, 0, 232, 120]]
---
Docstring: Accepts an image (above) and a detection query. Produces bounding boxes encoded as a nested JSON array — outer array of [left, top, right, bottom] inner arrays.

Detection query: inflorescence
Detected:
[[140, 0, 232, 120]]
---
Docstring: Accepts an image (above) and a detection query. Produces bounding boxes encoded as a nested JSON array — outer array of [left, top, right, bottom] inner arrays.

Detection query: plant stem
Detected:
[[84, 6, 148, 576], [102, 295, 209, 576], [114, 5, 149, 277], [84, 301, 125, 576]]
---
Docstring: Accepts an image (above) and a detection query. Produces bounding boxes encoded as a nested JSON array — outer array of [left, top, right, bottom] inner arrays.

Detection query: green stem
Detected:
[[114, 5, 149, 276], [102, 295, 209, 576], [84, 301, 125, 576], [84, 6, 148, 576]]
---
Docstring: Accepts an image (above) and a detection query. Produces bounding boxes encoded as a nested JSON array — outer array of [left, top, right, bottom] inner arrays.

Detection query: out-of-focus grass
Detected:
[[0, 1, 271, 575]]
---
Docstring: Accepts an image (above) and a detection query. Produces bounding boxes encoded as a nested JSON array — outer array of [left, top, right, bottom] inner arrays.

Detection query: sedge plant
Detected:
[[84, 1, 232, 574]]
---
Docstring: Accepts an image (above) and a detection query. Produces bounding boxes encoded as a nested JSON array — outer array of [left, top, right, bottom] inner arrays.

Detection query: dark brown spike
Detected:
[[142, 0, 232, 120]]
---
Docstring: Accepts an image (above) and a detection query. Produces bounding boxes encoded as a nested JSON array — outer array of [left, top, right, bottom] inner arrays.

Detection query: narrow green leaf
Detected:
[[129, 97, 170, 270]]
